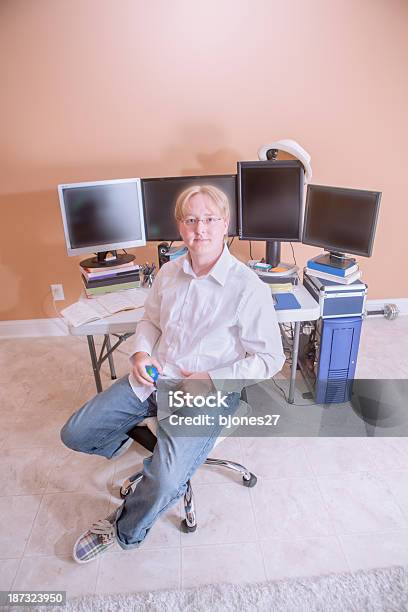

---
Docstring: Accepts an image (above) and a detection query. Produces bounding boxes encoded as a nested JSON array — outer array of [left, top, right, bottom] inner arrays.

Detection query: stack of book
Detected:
[[305, 258, 361, 284], [255, 274, 297, 292], [80, 261, 141, 297]]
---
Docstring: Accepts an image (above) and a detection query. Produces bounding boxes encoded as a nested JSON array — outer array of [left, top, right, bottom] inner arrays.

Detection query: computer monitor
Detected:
[[302, 184, 381, 268], [141, 174, 238, 241], [58, 178, 146, 267], [238, 160, 304, 267]]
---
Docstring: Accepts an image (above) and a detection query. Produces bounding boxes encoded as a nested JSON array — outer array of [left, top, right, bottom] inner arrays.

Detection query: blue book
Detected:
[[273, 293, 301, 310], [307, 259, 358, 277]]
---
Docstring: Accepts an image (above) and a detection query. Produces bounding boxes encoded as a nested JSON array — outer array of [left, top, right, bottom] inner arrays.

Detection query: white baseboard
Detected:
[[0, 298, 407, 339], [0, 318, 69, 338]]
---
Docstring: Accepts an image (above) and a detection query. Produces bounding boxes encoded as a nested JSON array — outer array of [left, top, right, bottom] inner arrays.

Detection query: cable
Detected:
[[249, 241, 254, 260], [280, 322, 295, 343], [272, 377, 288, 400], [227, 236, 235, 248], [289, 242, 297, 266], [49, 289, 64, 321]]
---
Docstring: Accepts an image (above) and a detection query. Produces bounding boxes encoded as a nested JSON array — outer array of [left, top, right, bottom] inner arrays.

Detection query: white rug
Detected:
[[10, 565, 408, 612]]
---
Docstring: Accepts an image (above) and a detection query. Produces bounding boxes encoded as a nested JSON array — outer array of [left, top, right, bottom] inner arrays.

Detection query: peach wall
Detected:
[[0, 0, 407, 320]]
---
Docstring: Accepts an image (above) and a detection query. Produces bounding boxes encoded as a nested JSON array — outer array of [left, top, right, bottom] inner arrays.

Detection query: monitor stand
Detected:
[[80, 250, 135, 269], [264, 240, 297, 275], [314, 251, 356, 270]]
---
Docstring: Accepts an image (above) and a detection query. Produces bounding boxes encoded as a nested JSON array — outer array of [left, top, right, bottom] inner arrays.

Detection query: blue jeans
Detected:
[[60, 375, 240, 550]]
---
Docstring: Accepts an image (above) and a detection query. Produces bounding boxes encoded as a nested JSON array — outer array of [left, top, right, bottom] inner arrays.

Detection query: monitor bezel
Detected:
[[302, 184, 382, 257], [141, 174, 239, 242], [238, 160, 305, 242], [58, 177, 146, 256]]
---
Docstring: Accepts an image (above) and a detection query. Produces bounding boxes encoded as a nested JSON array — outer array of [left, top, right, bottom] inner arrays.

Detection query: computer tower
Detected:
[[298, 316, 362, 404]]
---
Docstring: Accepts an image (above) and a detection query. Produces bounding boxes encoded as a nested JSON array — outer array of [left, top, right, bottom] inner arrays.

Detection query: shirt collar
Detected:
[[182, 243, 233, 286]]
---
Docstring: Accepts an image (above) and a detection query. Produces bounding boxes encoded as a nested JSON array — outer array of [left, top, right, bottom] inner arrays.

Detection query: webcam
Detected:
[[257, 139, 312, 183]]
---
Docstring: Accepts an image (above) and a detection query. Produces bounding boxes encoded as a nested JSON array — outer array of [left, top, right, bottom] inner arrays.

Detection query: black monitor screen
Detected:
[[302, 184, 381, 256], [238, 161, 304, 241], [62, 181, 144, 249], [142, 175, 238, 241]]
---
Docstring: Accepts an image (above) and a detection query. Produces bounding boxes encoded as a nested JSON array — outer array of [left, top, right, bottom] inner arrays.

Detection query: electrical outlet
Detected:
[[51, 284, 65, 301]]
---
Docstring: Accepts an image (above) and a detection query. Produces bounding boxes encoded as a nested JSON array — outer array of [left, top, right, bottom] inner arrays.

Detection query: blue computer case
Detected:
[[315, 316, 362, 403], [300, 272, 364, 404]]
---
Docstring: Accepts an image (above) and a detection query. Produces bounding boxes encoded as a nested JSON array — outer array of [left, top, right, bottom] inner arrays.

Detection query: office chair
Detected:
[[120, 393, 257, 533]]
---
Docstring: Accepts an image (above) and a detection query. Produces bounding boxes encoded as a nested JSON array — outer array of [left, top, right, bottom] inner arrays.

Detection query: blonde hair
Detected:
[[174, 184, 230, 223]]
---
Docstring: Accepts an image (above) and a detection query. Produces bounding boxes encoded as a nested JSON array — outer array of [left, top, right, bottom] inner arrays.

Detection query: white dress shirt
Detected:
[[129, 244, 285, 401]]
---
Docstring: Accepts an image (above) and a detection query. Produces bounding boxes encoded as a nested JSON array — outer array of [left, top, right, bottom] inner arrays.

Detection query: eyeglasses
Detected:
[[181, 216, 223, 226]]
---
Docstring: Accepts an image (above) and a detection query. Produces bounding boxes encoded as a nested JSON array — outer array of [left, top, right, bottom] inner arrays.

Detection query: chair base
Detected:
[[181, 518, 197, 533], [120, 456, 257, 532]]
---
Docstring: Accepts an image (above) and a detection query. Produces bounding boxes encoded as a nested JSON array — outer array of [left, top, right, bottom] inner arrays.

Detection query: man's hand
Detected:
[[132, 352, 163, 387], [179, 369, 215, 398]]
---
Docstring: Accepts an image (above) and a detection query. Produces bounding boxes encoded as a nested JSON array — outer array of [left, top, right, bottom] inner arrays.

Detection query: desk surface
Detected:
[[70, 284, 320, 336]]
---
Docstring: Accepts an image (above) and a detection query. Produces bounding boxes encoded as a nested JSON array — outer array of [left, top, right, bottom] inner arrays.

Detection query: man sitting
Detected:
[[60, 184, 285, 563]]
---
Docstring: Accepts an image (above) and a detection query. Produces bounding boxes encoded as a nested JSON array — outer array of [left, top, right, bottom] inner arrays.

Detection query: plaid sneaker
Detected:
[[73, 511, 118, 564]]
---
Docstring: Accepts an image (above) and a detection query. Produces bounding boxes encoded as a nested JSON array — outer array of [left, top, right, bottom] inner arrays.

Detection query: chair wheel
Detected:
[[243, 473, 257, 487], [181, 518, 197, 533], [120, 486, 131, 499]]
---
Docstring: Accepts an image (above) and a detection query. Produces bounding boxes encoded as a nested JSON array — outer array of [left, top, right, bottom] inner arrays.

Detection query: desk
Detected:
[[70, 284, 320, 404]]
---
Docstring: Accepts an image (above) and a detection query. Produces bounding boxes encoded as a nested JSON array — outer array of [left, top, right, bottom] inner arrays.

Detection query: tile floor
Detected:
[[0, 316, 408, 599]]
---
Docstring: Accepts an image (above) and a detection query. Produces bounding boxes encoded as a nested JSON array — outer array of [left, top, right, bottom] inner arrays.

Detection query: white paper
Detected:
[[93, 292, 137, 314], [61, 301, 108, 327], [61, 288, 149, 327], [124, 288, 150, 308]]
